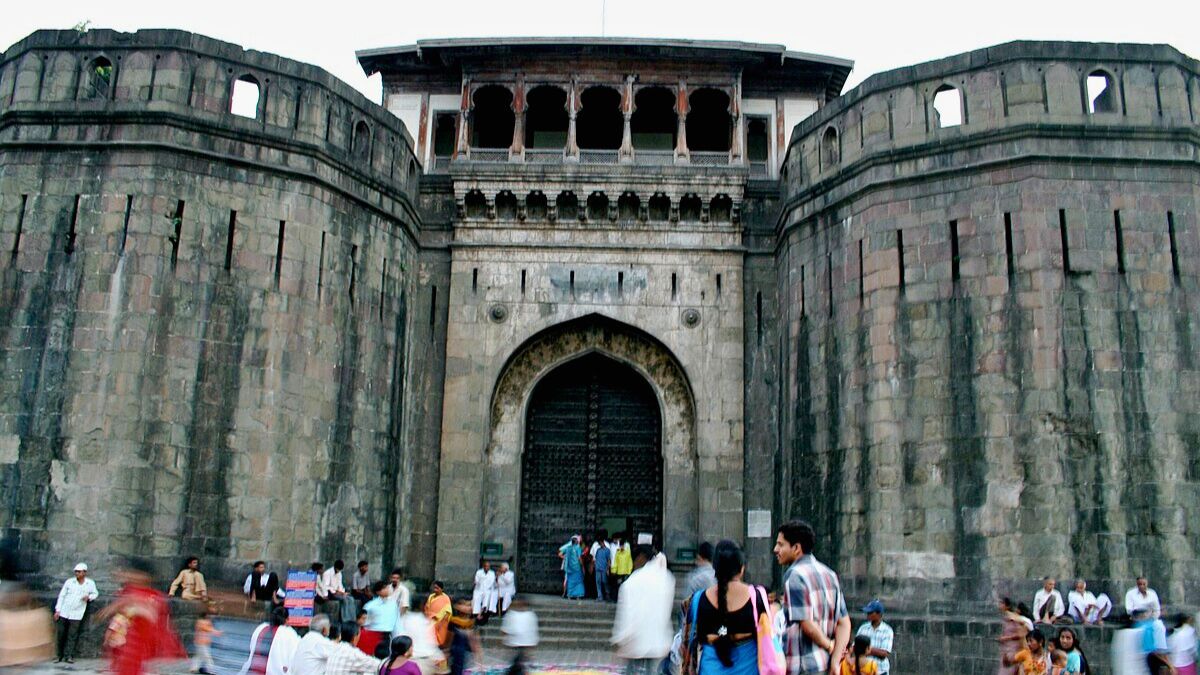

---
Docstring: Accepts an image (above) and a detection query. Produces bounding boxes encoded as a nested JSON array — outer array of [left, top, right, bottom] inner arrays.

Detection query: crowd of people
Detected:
[[996, 574, 1198, 674], [554, 532, 634, 601]]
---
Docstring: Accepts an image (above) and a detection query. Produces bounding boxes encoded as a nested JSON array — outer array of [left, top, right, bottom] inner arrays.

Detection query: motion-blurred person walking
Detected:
[[53, 562, 98, 663], [612, 545, 675, 675], [100, 557, 187, 675]]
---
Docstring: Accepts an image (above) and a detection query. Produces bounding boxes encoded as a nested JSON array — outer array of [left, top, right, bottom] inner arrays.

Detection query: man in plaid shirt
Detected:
[[326, 622, 382, 675], [773, 520, 851, 675]]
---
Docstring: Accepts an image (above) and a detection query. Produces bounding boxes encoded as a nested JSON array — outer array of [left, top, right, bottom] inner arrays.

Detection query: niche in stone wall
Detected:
[[618, 193, 640, 222], [464, 190, 487, 219], [648, 194, 670, 222], [679, 194, 702, 221], [526, 191, 548, 220], [352, 120, 371, 159], [556, 191, 579, 221], [586, 192, 609, 221], [495, 191, 518, 220], [81, 56, 113, 100]]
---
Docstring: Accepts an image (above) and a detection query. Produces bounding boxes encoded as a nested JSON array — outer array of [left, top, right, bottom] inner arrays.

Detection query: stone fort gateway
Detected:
[[2, 27, 1199, 615]]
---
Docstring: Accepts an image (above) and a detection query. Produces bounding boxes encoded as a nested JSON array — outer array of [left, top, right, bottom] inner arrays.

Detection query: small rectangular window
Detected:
[[224, 210, 237, 271], [1113, 210, 1125, 275], [1167, 211, 1181, 281], [11, 194, 27, 262], [896, 230, 905, 294], [949, 220, 960, 282], [1003, 212, 1014, 278], [120, 195, 133, 254], [66, 194, 80, 254], [1059, 209, 1071, 275], [433, 113, 457, 158], [275, 220, 286, 288]]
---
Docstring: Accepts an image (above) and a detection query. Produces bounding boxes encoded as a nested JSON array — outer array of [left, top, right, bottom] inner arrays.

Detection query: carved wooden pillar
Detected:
[[565, 78, 580, 161], [675, 79, 690, 163], [510, 75, 526, 161], [729, 75, 744, 164], [455, 76, 472, 159], [619, 75, 635, 162]]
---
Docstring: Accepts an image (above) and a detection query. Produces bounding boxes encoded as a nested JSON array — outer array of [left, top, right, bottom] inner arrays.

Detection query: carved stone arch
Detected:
[[482, 313, 698, 569]]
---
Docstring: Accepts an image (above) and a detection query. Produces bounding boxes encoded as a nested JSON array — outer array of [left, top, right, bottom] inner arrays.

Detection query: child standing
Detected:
[[192, 609, 222, 675], [840, 635, 878, 675]]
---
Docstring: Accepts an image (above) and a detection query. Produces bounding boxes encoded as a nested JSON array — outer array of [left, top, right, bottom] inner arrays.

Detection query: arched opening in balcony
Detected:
[[464, 190, 488, 219], [932, 85, 962, 127], [746, 116, 769, 163], [686, 88, 731, 152], [525, 85, 568, 149], [471, 85, 515, 149], [556, 191, 579, 221], [352, 120, 371, 159], [577, 86, 622, 150], [631, 86, 677, 151], [679, 194, 702, 221], [586, 192, 610, 221], [230, 74, 261, 119], [432, 112, 457, 162], [82, 56, 113, 100], [526, 191, 548, 220], [618, 193, 640, 222], [821, 127, 839, 169], [496, 191, 518, 220], [710, 195, 732, 223], [1086, 70, 1118, 114], [648, 194, 671, 222]]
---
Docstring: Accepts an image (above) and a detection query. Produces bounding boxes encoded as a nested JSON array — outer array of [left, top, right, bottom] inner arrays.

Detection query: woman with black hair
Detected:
[[1003, 628, 1051, 675], [1055, 626, 1090, 675], [998, 597, 1031, 675], [692, 540, 766, 675]]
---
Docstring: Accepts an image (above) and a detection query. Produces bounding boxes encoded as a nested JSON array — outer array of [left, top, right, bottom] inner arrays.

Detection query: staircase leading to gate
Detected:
[[477, 594, 619, 652]]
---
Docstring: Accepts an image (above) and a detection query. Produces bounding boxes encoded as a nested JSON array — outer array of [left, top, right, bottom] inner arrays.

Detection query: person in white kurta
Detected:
[[471, 560, 498, 617], [496, 563, 516, 614]]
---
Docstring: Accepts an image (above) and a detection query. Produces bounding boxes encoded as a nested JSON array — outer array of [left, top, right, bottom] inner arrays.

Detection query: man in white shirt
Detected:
[[1125, 576, 1161, 619], [1033, 577, 1065, 624], [612, 546, 675, 675], [53, 562, 98, 663], [1067, 579, 1112, 625], [322, 560, 355, 622], [291, 614, 335, 675], [387, 568, 412, 629], [501, 597, 539, 675]]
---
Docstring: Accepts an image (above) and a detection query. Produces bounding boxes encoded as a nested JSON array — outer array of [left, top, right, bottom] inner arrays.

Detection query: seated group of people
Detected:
[[1031, 576, 1161, 625]]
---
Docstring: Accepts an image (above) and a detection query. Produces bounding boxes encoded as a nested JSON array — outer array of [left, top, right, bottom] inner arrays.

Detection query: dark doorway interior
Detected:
[[517, 353, 663, 593]]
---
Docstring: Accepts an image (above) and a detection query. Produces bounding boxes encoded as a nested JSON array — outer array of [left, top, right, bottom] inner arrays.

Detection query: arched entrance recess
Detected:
[[519, 353, 662, 592], [484, 314, 697, 588]]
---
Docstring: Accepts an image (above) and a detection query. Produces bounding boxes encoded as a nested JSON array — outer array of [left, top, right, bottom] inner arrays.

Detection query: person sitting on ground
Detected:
[[168, 556, 208, 601], [839, 635, 878, 675], [1034, 577, 1066, 625], [1067, 580, 1111, 626], [1127, 577, 1162, 620]]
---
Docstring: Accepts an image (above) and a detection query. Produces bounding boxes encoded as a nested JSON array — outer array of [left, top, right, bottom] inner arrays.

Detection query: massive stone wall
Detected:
[[770, 41, 1200, 613], [0, 29, 438, 583]]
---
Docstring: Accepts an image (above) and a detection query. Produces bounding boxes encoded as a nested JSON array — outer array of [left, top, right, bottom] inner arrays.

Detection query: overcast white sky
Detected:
[[5, 0, 1198, 103]]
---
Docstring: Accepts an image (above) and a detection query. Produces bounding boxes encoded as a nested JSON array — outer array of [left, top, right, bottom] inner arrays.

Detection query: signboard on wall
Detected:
[[747, 509, 772, 539], [283, 570, 317, 627]]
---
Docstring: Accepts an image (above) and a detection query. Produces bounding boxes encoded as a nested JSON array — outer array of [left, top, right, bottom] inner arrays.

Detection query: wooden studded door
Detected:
[[518, 353, 662, 593]]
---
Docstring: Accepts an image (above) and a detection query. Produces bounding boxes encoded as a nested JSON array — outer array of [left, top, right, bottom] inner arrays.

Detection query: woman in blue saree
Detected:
[[558, 535, 585, 599]]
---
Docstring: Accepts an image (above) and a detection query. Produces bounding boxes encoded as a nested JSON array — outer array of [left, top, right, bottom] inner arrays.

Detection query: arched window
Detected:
[[821, 127, 839, 168], [408, 160, 418, 182], [556, 191, 579, 221], [471, 85, 515, 148], [932, 85, 962, 128], [464, 190, 487, 219], [352, 120, 371, 158], [82, 56, 113, 100], [586, 192, 609, 221], [686, 88, 732, 152], [525, 86, 568, 149], [1087, 70, 1118, 114], [432, 113, 457, 159], [495, 191, 518, 220], [710, 195, 732, 223], [631, 87, 677, 150], [618, 193, 640, 222], [230, 74, 261, 119], [679, 194, 702, 221], [577, 86, 622, 149], [746, 117, 769, 162], [526, 191, 548, 220], [648, 194, 671, 222]]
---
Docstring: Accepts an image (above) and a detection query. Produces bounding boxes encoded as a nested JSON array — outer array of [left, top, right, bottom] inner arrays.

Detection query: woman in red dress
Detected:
[[98, 558, 187, 675]]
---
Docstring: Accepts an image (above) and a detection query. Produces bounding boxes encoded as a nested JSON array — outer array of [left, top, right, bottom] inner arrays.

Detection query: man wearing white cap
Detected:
[[54, 563, 99, 663]]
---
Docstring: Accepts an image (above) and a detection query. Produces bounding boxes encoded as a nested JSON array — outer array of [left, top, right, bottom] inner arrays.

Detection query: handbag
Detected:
[[750, 586, 786, 675]]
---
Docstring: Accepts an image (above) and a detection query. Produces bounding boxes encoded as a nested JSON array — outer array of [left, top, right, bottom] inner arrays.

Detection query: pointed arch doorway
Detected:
[[517, 352, 663, 593]]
